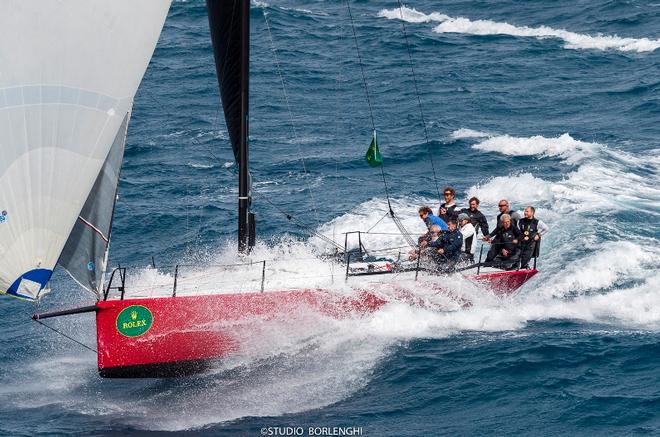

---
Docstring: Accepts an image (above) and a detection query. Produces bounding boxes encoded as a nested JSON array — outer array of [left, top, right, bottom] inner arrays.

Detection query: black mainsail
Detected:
[[206, 0, 254, 252]]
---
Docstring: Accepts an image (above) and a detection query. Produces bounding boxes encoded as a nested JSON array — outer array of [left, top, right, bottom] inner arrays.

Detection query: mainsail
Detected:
[[207, 0, 254, 252], [58, 113, 130, 295], [0, 0, 172, 300], [207, 0, 246, 162]]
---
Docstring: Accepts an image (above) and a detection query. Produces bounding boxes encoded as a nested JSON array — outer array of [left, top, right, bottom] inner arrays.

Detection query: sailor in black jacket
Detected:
[[496, 199, 522, 228], [429, 218, 463, 268], [518, 206, 549, 269], [459, 196, 489, 236], [438, 187, 460, 223], [483, 213, 522, 269]]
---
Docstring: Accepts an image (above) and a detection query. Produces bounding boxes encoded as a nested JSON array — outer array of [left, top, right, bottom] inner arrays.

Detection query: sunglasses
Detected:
[[498, 204, 508, 207], [444, 193, 453, 196]]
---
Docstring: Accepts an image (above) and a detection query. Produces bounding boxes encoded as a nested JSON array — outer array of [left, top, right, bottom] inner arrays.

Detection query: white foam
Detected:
[[462, 130, 660, 214], [471, 133, 599, 164], [450, 128, 490, 139], [379, 6, 660, 53], [378, 7, 449, 24], [187, 162, 215, 169], [252, 0, 269, 8], [467, 173, 556, 207]]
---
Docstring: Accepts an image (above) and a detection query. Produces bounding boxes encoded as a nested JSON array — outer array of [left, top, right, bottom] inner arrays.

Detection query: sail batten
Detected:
[[0, 0, 172, 299]]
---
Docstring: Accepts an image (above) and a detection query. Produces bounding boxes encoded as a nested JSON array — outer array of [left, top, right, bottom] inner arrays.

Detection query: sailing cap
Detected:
[[458, 213, 470, 222]]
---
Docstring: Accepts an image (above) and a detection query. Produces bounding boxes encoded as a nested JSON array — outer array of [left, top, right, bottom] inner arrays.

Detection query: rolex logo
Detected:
[[116, 306, 153, 337]]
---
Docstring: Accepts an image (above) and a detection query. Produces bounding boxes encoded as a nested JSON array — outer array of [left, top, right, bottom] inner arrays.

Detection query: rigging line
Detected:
[[141, 88, 241, 237], [205, 147, 343, 250], [380, 163, 393, 214], [391, 214, 417, 248], [366, 211, 390, 233], [345, 0, 375, 131], [261, 7, 322, 228], [32, 318, 98, 354], [252, 189, 344, 251], [331, 5, 349, 213], [345, 3, 397, 216], [395, 0, 442, 203]]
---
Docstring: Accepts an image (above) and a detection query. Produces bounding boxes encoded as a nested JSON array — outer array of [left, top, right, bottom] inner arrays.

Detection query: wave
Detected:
[[252, 0, 327, 17], [186, 162, 216, 169], [469, 132, 600, 164], [461, 130, 660, 214], [450, 128, 490, 139], [378, 6, 660, 53]]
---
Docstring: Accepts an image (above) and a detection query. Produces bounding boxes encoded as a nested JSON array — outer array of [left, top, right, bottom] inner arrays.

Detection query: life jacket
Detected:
[[438, 203, 458, 223], [461, 208, 488, 235], [464, 235, 474, 254], [495, 225, 520, 252], [518, 217, 539, 243], [460, 223, 476, 254]]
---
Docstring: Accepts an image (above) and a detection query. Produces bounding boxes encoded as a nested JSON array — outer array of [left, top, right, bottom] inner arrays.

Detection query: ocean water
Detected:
[[1, 0, 660, 435]]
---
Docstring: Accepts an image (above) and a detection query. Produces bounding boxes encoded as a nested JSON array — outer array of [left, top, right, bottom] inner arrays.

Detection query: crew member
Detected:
[[483, 213, 521, 269], [496, 199, 522, 228], [438, 187, 459, 223], [458, 213, 476, 262], [430, 218, 463, 270], [459, 196, 489, 236], [417, 206, 448, 248], [518, 206, 549, 269], [409, 224, 442, 261]]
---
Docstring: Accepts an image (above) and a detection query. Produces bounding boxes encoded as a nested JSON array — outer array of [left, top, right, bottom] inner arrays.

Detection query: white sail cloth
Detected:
[[0, 0, 172, 299]]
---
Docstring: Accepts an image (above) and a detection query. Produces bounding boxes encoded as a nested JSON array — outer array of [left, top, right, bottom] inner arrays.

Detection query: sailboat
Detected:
[[2, 0, 537, 378]]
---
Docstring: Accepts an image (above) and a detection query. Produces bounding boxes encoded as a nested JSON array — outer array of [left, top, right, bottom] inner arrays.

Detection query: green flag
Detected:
[[365, 130, 383, 167]]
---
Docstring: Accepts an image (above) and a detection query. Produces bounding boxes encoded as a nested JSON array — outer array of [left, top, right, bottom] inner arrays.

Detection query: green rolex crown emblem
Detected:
[[116, 305, 153, 337]]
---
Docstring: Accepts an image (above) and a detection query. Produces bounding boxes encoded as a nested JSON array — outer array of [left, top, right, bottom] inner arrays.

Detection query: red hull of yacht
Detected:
[[95, 269, 536, 378], [95, 290, 386, 377], [472, 268, 538, 294]]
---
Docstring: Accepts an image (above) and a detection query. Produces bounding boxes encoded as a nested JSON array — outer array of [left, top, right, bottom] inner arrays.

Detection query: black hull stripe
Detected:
[[99, 358, 216, 378]]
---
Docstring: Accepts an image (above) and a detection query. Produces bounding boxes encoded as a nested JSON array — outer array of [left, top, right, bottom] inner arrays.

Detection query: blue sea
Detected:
[[1, 0, 659, 435]]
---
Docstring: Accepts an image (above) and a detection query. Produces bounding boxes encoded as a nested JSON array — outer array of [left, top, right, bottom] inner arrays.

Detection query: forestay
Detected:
[[0, 0, 172, 300]]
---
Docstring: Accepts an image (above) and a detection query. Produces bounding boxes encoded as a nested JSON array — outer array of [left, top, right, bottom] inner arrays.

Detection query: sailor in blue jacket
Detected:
[[418, 205, 448, 231], [417, 205, 448, 248]]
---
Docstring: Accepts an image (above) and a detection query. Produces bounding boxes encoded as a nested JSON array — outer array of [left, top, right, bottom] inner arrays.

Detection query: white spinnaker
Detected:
[[0, 0, 172, 299]]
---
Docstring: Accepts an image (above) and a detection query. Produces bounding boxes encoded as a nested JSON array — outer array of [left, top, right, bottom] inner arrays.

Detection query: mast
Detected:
[[238, 0, 252, 253], [206, 0, 254, 254]]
